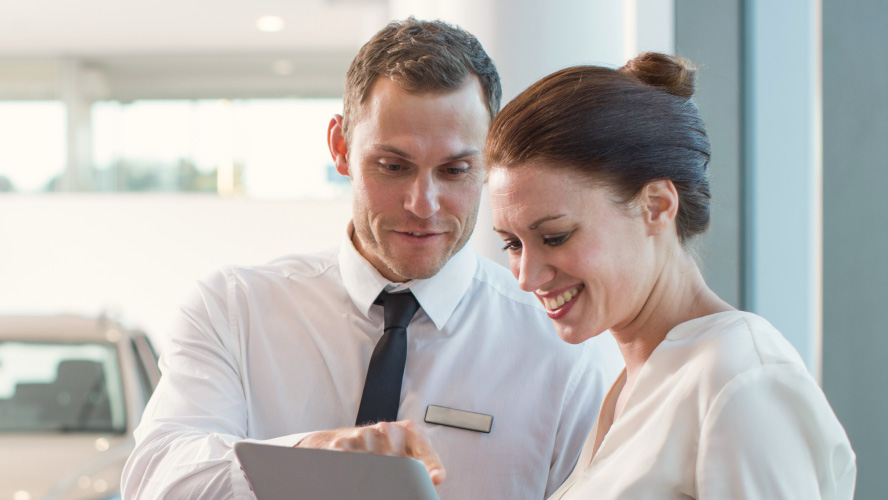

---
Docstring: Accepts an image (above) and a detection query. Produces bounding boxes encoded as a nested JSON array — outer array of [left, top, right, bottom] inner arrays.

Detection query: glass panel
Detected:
[[0, 101, 66, 193], [91, 98, 348, 199], [130, 334, 159, 398], [0, 342, 125, 433]]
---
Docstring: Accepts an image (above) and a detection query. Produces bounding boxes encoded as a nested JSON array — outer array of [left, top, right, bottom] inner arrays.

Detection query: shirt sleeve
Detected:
[[545, 333, 624, 498], [696, 364, 856, 500], [120, 268, 306, 500]]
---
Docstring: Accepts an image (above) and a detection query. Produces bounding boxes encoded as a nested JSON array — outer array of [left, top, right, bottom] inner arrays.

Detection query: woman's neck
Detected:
[[611, 247, 734, 383]]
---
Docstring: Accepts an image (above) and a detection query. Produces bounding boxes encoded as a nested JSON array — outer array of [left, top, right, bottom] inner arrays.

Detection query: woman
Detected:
[[485, 53, 856, 499]]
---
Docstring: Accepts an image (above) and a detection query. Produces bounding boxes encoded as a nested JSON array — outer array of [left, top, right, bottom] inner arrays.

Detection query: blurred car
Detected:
[[0, 314, 159, 500]]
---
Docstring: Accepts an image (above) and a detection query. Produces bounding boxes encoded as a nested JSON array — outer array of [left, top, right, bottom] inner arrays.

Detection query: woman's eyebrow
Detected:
[[530, 214, 565, 230]]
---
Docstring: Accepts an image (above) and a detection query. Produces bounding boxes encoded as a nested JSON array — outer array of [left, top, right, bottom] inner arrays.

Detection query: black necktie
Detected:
[[355, 290, 420, 426]]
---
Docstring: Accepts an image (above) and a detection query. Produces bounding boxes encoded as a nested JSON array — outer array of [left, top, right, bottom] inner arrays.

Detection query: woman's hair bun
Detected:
[[620, 52, 696, 98]]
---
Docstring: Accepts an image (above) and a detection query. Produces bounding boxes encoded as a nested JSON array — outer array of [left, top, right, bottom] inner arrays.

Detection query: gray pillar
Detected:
[[822, 1, 888, 498], [676, 0, 744, 309]]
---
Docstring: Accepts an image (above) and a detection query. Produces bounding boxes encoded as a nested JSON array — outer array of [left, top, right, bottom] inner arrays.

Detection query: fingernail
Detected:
[[431, 469, 444, 484]]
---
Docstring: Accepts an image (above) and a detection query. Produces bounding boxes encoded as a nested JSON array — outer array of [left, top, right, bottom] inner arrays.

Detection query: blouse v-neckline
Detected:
[[590, 368, 627, 461], [583, 311, 742, 467]]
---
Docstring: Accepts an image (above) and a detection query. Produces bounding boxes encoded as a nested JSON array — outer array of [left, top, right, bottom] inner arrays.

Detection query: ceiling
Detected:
[[0, 0, 394, 100], [0, 0, 388, 56]]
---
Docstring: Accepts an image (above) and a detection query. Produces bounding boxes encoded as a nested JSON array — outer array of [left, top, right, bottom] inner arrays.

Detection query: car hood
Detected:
[[0, 433, 132, 500]]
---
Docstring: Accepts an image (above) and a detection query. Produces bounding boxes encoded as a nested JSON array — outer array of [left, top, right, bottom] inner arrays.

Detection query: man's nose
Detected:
[[404, 173, 440, 218]]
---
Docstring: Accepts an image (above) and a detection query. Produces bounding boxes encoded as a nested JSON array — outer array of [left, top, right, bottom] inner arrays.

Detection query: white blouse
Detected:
[[550, 311, 856, 500]]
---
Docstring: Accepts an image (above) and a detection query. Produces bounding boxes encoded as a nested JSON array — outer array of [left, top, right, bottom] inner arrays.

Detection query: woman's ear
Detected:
[[327, 114, 350, 176], [641, 179, 680, 236]]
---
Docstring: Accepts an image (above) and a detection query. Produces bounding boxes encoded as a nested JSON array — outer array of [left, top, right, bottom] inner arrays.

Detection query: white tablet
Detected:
[[234, 441, 441, 500]]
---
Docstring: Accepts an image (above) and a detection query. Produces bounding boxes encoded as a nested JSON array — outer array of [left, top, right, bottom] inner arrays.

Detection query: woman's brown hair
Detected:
[[485, 52, 711, 243]]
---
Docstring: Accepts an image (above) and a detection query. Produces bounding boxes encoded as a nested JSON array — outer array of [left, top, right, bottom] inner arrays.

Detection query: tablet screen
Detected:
[[234, 441, 440, 500]]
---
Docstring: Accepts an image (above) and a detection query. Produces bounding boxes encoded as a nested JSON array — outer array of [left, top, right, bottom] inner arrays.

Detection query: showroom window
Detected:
[[91, 98, 347, 199], [0, 97, 347, 200], [0, 101, 66, 193]]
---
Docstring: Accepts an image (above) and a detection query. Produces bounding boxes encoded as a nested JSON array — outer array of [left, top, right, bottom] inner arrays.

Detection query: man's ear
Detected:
[[327, 114, 350, 176], [641, 179, 680, 236]]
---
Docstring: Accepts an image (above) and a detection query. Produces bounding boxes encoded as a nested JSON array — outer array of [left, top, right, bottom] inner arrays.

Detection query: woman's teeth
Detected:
[[546, 287, 580, 311]]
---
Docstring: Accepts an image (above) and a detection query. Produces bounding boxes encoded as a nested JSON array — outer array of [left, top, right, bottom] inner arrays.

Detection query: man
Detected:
[[122, 18, 621, 500]]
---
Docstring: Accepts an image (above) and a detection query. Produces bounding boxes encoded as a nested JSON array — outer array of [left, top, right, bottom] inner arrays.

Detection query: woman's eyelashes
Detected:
[[543, 232, 572, 247], [501, 232, 572, 253], [501, 239, 522, 253]]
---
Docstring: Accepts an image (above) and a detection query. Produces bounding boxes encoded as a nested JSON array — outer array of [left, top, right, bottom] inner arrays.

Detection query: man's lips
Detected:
[[390, 226, 450, 238], [396, 231, 442, 237], [389, 230, 448, 245]]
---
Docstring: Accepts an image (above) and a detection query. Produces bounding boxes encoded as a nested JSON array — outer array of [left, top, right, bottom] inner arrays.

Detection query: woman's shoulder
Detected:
[[689, 314, 856, 498], [665, 311, 809, 394]]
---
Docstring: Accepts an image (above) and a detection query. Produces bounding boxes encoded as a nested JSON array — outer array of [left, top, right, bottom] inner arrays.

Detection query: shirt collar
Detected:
[[339, 222, 477, 331]]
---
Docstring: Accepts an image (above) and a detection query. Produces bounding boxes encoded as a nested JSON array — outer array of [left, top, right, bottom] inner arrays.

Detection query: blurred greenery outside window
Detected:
[[0, 98, 349, 199]]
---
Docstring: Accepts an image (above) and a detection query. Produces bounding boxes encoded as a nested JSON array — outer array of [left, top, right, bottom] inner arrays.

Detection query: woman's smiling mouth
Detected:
[[541, 285, 583, 312]]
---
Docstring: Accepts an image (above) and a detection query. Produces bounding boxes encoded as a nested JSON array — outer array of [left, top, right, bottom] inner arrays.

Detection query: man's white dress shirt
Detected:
[[122, 232, 623, 500], [550, 311, 856, 500]]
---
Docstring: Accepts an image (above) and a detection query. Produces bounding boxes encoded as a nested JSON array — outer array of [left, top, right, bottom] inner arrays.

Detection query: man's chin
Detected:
[[380, 252, 450, 281], [386, 261, 446, 281], [375, 234, 472, 281]]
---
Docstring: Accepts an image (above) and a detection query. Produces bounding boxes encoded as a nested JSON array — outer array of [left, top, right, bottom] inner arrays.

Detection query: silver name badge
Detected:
[[424, 405, 493, 433]]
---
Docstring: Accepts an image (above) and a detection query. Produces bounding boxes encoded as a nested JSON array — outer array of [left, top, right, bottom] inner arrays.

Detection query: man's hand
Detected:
[[297, 420, 446, 485]]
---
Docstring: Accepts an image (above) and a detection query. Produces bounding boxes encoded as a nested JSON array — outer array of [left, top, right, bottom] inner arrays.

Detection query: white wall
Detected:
[[0, 195, 351, 347]]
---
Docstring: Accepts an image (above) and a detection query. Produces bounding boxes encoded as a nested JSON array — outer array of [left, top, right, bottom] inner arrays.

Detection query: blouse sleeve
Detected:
[[696, 363, 856, 500]]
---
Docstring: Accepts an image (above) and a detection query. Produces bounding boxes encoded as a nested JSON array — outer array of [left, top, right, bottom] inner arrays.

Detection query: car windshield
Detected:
[[0, 341, 126, 433]]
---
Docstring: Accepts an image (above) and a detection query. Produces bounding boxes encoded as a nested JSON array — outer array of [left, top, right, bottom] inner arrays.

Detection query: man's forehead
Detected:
[[347, 77, 489, 152], [363, 73, 476, 98], [359, 75, 487, 117]]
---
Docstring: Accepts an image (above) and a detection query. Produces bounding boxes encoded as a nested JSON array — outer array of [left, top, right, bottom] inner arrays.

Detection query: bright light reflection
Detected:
[[78, 476, 92, 489], [256, 16, 285, 32], [95, 438, 110, 451], [94, 479, 108, 493]]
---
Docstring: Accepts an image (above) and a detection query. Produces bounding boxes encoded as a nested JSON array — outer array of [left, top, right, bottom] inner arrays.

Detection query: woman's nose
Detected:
[[514, 246, 555, 292]]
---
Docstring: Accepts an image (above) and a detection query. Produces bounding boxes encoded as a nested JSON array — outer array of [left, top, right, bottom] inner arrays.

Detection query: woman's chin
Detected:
[[555, 324, 601, 345]]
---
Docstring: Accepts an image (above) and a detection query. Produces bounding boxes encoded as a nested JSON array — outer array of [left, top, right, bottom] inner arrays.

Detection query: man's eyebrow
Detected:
[[374, 144, 413, 160], [444, 149, 481, 162], [372, 145, 480, 163], [529, 214, 565, 230]]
